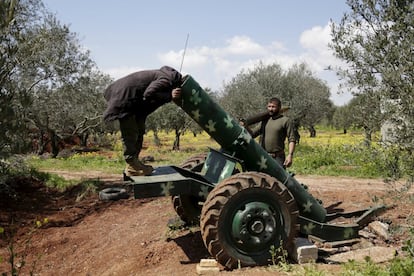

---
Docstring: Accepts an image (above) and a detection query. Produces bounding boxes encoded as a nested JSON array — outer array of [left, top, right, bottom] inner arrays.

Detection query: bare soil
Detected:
[[1, 170, 413, 275]]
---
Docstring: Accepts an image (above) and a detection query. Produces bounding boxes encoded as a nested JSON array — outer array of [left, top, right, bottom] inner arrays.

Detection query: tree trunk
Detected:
[[363, 127, 372, 147], [173, 129, 181, 150], [153, 131, 161, 147], [308, 126, 316, 137], [37, 129, 47, 155], [80, 133, 89, 147], [50, 130, 60, 158], [343, 128, 347, 134]]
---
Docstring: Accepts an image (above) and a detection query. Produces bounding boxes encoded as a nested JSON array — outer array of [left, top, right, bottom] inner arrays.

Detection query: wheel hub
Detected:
[[232, 202, 281, 250], [250, 220, 265, 234]]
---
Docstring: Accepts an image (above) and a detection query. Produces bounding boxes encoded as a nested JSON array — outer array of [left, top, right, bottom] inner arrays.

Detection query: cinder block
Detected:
[[196, 259, 220, 275], [196, 264, 220, 275], [199, 259, 218, 267], [292, 237, 318, 264]]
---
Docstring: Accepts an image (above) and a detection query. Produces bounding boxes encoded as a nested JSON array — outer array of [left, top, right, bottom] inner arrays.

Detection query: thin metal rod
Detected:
[[179, 33, 189, 72]]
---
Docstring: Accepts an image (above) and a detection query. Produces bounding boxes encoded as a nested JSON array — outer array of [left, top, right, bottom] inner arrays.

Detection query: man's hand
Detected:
[[283, 154, 293, 168], [172, 88, 181, 99]]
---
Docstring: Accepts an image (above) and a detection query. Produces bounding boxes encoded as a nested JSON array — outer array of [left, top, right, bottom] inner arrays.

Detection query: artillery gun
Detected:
[[125, 75, 384, 269]]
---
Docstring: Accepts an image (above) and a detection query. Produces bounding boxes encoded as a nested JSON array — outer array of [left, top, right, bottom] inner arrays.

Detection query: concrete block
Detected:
[[199, 259, 218, 267], [196, 259, 220, 275], [291, 237, 318, 264], [196, 264, 220, 275]]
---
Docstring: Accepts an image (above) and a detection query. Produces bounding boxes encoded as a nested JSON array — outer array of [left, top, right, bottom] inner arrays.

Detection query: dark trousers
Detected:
[[268, 151, 286, 169], [119, 115, 146, 162]]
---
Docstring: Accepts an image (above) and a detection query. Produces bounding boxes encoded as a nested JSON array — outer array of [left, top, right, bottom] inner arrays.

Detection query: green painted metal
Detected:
[[179, 75, 327, 222], [298, 216, 360, 241], [231, 202, 280, 251], [131, 166, 214, 199], [201, 148, 239, 183], [297, 205, 387, 241], [355, 205, 387, 226]]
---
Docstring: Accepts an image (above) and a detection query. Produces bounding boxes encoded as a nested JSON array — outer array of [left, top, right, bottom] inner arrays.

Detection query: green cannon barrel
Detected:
[[179, 75, 327, 222]]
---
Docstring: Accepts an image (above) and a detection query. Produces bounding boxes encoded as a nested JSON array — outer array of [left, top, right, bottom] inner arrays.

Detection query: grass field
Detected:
[[28, 127, 410, 180]]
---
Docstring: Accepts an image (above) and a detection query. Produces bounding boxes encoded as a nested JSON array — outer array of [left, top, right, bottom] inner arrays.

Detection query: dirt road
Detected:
[[0, 172, 412, 275]]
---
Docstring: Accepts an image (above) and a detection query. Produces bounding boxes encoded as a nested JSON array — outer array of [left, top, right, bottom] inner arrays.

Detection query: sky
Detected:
[[42, 0, 352, 106]]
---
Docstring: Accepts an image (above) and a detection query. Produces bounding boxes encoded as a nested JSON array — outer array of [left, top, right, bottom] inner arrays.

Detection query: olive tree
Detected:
[[220, 63, 283, 120], [30, 70, 111, 156], [0, 0, 44, 157], [19, 15, 104, 155], [1, 0, 112, 157], [220, 62, 333, 137], [349, 93, 382, 146], [146, 103, 191, 150], [282, 64, 334, 137], [330, 0, 414, 151], [332, 105, 353, 134], [146, 88, 210, 151]]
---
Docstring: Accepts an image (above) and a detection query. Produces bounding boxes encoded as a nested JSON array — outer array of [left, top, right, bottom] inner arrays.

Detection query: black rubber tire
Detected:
[[172, 195, 203, 225], [99, 187, 129, 201], [171, 153, 208, 225], [179, 153, 207, 171], [200, 172, 299, 269]]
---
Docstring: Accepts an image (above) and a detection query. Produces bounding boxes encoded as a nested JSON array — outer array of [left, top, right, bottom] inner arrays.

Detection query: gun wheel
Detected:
[[200, 172, 299, 269], [179, 153, 207, 171], [172, 153, 207, 225]]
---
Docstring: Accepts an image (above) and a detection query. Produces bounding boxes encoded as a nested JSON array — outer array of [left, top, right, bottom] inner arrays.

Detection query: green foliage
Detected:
[[330, 0, 414, 153], [388, 257, 414, 276], [298, 264, 327, 276], [146, 102, 200, 150], [292, 136, 412, 179], [332, 105, 352, 133], [346, 94, 383, 146], [0, 156, 33, 198], [0, 155, 79, 198], [0, 0, 44, 159], [401, 228, 414, 259], [33, 171, 74, 191], [220, 62, 333, 131], [284, 63, 334, 131], [342, 257, 388, 276], [268, 244, 293, 272], [26, 128, 413, 181], [0, 0, 112, 158], [28, 152, 124, 175], [220, 62, 279, 119]]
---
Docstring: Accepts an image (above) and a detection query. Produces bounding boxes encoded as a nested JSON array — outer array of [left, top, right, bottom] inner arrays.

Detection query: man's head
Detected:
[[267, 97, 281, 116], [160, 66, 182, 88]]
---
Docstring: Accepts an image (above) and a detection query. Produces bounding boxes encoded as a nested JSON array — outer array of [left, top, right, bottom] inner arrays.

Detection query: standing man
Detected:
[[249, 97, 297, 169], [103, 65, 182, 176]]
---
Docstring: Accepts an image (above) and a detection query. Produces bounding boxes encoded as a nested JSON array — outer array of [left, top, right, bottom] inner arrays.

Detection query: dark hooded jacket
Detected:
[[103, 66, 182, 122]]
